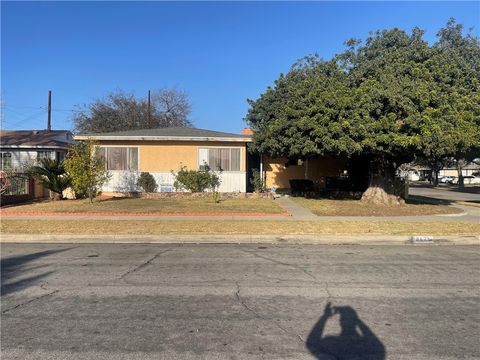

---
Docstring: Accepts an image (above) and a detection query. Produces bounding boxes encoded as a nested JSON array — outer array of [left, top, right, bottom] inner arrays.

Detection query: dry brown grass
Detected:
[[2, 220, 479, 236], [1, 197, 284, 214], [293, 198, 461, 216]]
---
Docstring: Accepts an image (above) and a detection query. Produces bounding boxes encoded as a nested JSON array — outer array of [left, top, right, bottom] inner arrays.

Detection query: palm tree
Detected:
[[29, 158, 72, 200]]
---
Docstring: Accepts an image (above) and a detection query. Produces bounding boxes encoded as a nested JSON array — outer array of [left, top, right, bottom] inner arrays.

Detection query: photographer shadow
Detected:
[[306, 302, 386, 360]]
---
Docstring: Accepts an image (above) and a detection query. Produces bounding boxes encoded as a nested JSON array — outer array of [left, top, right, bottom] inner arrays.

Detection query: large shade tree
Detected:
[[246, 20, 480, 204], [428, 20, 480, 187], [73, 88, 192, 134]]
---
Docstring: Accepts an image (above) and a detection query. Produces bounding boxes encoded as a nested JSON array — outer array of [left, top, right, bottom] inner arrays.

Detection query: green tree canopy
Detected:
[[246, 19, 480, 203]]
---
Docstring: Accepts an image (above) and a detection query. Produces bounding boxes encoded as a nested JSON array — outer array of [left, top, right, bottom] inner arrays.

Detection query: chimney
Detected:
[[242, 128, 253, 135]]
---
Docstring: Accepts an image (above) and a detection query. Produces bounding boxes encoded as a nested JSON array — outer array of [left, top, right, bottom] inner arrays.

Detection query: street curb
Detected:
[[1, 234, 479, 245]]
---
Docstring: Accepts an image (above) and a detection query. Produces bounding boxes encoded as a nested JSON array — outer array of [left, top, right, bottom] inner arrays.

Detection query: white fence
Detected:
[[102, 171, 247, 193]]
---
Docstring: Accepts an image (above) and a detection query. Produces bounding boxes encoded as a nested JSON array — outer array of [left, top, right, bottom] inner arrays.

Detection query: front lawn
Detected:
[[293, 197, 462, 216], [1, 197, 285, 215]]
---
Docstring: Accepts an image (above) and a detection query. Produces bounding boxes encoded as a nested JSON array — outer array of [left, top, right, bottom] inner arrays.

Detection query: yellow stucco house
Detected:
[[74, 127, 348, 194], [75, 127, 252, 193]]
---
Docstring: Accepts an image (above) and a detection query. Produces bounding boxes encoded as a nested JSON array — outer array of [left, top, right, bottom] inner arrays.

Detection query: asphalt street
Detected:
[[409, 184, 480, 203], [1, 243, 479, 359]]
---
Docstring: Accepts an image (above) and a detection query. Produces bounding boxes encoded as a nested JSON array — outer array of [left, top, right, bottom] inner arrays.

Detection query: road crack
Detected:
[[239, 247, 334, 304], [234, 281, 305, 344], [240, 248, 319, 283], [2, 290, 59, 314], [119, 249, 171, 280], [324, 281, 333, 301]]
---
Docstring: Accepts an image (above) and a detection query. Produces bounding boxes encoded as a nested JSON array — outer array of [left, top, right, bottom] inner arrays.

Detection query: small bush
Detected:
[[173, 165, 221, 193], [137, 172, 158, 192], [250, 168, 265, 193]]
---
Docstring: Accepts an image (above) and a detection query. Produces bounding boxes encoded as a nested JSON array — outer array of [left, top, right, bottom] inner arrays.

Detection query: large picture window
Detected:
[[99, 147, 138, 171], [198, 148, 241, 172]]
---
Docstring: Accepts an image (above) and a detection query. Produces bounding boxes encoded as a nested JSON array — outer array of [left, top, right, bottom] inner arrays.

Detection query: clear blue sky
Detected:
[[1, 1, 479, 134]]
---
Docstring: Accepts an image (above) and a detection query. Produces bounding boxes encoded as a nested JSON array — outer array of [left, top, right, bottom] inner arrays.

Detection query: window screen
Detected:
[[99, 147, 138, 171], [200, 148, 241, 171]]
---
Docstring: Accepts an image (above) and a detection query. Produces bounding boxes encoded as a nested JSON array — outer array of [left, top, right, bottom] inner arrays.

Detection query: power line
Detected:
[[2, 104, 45, 110], [2, 104, 81, 113], [2, 108, 46, 122], [51, 108, 80, 112], [1, 107, 34, 117], [1, 109, 47, 129]]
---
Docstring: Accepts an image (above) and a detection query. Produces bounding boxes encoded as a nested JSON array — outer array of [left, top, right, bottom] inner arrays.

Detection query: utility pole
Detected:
[[147, 90, 152, 128], [47, 90, 52, 131]]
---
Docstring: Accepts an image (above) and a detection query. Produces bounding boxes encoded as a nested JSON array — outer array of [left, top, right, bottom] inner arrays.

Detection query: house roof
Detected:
[[0, 130, 73, 149], [75, 127, 252, 142]]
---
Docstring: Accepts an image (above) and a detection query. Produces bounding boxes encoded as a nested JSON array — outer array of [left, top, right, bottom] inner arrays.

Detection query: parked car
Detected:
[[452, 176, 480, 185], [407, 171, 420, 181], [439, 176, 455, 183]]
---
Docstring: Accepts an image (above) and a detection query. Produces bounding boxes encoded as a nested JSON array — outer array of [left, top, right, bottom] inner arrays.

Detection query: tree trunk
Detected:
[[361, 156, 405, 205], [456, 160, 465, 188], [432, 170, 439, 187]]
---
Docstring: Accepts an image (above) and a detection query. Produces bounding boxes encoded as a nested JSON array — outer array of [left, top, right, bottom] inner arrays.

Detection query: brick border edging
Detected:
[[1, 211, 290, 217]]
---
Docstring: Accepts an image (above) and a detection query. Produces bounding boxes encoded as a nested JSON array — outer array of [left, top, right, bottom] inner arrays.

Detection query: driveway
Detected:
[[2, 243, 479, 359]]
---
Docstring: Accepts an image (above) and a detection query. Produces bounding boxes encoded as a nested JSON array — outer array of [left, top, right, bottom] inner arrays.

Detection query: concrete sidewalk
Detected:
[[1, 233, 479, 245]]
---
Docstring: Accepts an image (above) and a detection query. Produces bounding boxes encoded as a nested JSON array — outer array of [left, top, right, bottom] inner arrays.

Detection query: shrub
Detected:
[[64, 139, 110, 203], [137, 172, 158, 192], [250, 168, 265, 193], [173, 165, 221, 194]]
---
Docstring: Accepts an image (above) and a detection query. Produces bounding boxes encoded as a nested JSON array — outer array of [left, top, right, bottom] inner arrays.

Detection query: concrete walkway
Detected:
[[274, 196, 318, 220]]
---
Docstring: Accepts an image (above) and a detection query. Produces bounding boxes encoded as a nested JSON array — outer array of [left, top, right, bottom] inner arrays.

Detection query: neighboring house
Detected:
[[409, 162, 480, 180], [75, 127, 252, 193], [0, 130, 74, 171], [0, 129, 74, 201], [439, 162, 480, 177]]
